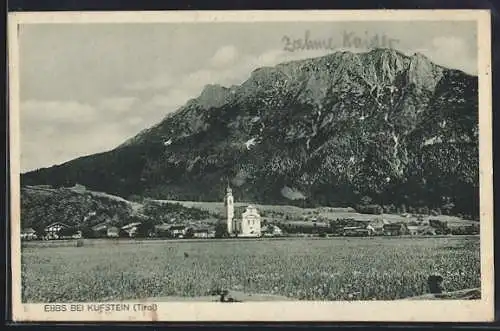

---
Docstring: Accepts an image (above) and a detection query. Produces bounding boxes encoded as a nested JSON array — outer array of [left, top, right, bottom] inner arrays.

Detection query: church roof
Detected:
[[232, 205, 260, 219]]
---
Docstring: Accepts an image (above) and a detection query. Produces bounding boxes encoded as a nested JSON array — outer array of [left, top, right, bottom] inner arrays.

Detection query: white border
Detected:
[[8, 10, 494, 322]]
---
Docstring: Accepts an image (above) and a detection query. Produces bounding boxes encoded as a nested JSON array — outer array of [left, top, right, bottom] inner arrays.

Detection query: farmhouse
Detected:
[[429, 219, 450, 234], [261, 224, 283, 237], [21, 228, 37, 241], [407, 225, 420, 236], [343, 226, 370, 237], [154, 224, 171, 237], [330, 218, 365, 235], [107, 226, 120, 238], [91, 222, 108, 233], [419, 226, 437, 236], [367, 217, 389, 236], [168, 224, 188, 238], [44, 222, 70, 239], [121, 222, 141, 238], [280, 220, 330, 234], [383, 222, 409, 236], [192, 225, 213, 238], [91, 222, 110, 237], [90, 222, 119, 238]]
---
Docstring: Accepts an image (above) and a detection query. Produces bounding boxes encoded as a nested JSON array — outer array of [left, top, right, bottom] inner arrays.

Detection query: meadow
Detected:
[[21, 236, 480, 303], [155, 199, 477, 227]]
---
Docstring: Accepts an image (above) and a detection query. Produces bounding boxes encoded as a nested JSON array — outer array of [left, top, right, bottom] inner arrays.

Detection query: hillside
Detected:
[[20, 185, 215, 230], [22, 48, 479, 217]]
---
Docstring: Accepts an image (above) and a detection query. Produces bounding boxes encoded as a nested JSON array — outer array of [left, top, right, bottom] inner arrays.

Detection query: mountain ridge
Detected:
[[22, 48, 479, 217]]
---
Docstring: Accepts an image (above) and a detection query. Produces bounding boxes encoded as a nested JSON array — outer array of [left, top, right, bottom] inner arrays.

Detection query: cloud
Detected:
[[20, 45, 337, 172], [123, 73, 174, 91], [126, 116, 145, 127], [118, 47, 342, 123], [404, 36, 477, 75], [147, 89, 194, 109], [210, 45, 238, 67], [183, 70, 215, 90], [20, 98, 146, 172], [97, 96, 138, 113], [21, 36, 477, 173], [21, 100, 98, 124], [21, 122, 127, 173]]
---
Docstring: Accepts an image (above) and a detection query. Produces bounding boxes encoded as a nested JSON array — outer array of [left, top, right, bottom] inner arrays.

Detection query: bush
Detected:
[[76, 239, 85, 247]]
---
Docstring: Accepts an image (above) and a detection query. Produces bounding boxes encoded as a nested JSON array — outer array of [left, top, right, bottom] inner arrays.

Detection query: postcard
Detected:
[[8, 10, 493, 322]]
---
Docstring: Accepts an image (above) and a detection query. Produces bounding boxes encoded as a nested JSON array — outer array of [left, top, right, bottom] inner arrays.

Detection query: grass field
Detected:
[[21, 236, 480, 303]]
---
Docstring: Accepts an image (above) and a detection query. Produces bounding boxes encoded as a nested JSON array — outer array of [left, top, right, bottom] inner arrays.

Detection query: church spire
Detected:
[[225, 178, 234, 235]]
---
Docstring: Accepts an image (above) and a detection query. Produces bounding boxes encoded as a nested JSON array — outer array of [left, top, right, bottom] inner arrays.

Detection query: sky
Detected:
[[18, 20, 478, 172]]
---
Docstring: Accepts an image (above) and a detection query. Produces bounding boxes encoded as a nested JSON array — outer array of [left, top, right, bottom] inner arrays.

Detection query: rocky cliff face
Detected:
[[22, 49, 479, 216]]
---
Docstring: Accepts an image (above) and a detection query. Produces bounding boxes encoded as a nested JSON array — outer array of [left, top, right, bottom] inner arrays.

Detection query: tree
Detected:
[[215, 223, 228, 238], [360, 196, 372, 206], [33, 224, 46, 239], [80, 225, 95, 239], [119, 228, 131, 238], [59, 226, 78, 237], [136, 218, 155, 238], [184, 227, 194, 239], [442, 201, 455, 215]]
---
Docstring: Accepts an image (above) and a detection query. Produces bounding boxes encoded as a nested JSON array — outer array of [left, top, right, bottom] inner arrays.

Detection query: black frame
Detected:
[[3, 0, 499, 329]]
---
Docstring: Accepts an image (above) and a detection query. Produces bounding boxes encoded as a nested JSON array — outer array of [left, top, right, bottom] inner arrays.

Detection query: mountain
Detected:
[[22, 49, 479, 217]]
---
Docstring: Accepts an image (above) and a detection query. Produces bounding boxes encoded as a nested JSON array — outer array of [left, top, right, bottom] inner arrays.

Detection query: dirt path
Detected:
[[114, 288, 481, 303], [118, 291, 293, 302]]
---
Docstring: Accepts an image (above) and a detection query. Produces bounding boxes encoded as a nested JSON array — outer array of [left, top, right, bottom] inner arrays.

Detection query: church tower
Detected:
[[225, 183, 234, 234]]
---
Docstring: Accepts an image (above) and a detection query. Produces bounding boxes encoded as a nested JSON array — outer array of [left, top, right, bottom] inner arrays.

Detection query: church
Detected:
[[224, 184, 262, 237]]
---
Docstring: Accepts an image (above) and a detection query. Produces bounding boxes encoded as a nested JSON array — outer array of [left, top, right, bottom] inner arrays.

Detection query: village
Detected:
[[21, 184, 480, 242]]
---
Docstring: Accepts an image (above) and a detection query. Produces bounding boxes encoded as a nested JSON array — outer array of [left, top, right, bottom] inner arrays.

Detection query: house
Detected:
[[21, 228, 37, 241], [419, 226, 437, 236], [168, 224, 188, 238], [154, 223, 171, 237], [343, 226, 370, 237], [330, 218, 366, 235], [383, 222, 409, 236], [106, 226, 119, 238], [406, 225, 437, 236], [44, 222, 70, 239], [280, 220, 330, 234], [429, 219, 450, 234], [193, 226, 212, 238], [261, 225, 283, 237], [121, 222, 142, 238], [91, 222, 120, 238], [367, 217, 389, 236], [407, 225, 420, 236], [91, 222, 108, 232], [91, 222, 109, 237], [193, 229, 208, 238], [71, 231, 83, 239]]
